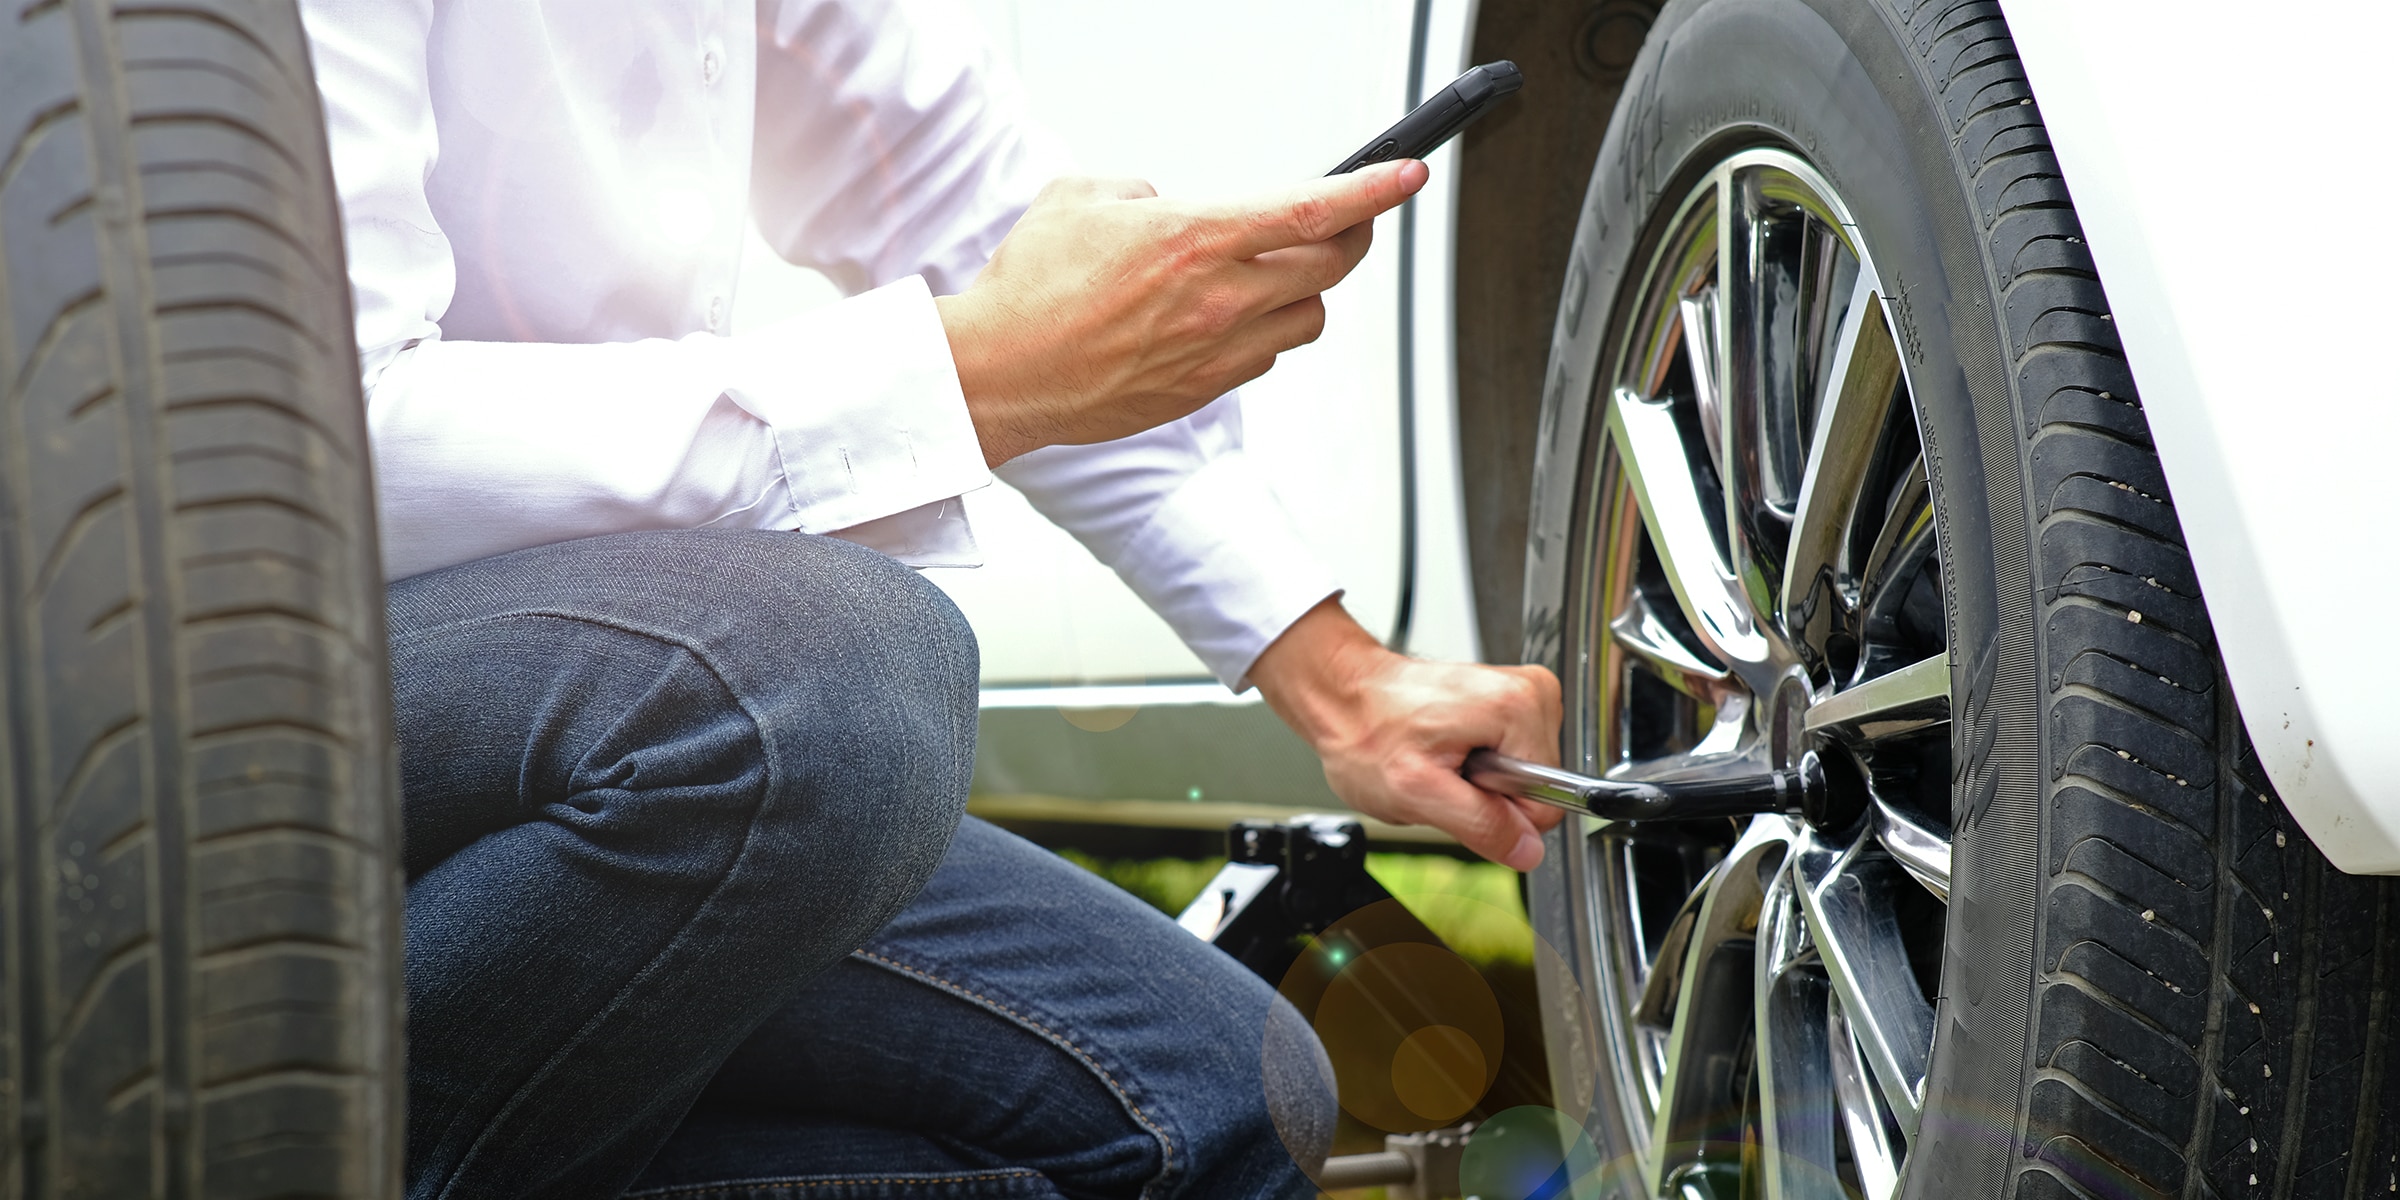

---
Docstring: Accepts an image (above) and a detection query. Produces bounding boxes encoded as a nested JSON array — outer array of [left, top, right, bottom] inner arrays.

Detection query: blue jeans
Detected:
[[389, 530, 1333, 1200]]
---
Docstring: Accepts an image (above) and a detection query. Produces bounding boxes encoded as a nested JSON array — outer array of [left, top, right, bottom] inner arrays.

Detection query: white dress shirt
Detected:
[[300, 0, 1342, 688]]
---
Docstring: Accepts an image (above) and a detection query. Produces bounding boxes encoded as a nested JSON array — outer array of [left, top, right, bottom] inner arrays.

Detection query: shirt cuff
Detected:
[[1106, 450, 1343, 691], [717, 275, 991, 539], [827, 495, 981, 566]]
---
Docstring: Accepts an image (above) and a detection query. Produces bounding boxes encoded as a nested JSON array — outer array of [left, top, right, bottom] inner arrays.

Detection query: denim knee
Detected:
[[1261, 995, 1337, 1179], [740, 533, 974, 754], [1181, 982, 1339, 1198], [389, 528, 981, 937], [684, 531, 980, 931], [770, 531, 981, 758]]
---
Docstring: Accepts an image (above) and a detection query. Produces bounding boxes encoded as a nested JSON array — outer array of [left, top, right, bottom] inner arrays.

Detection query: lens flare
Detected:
[[1312, 939, 1504, 1132], [1262, 888, 1587, 1185], [1461, 1106, 1603, 1200], [1392, 1024, 1488, 1122]]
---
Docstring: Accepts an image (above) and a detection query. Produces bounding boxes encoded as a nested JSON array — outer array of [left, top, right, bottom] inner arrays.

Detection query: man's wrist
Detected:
[[934, 293, 1032, 467], [1247, 597, 1391, 750]]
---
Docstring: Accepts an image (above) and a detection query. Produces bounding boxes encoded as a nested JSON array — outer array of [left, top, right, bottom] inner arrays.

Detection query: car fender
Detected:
[[2002, 0, 2400, 871]]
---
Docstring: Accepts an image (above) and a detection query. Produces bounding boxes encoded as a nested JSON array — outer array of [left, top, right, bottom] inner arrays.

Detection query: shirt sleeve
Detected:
[[752, 0, 1342, 689], [992, 401, 1344, 691], [301, 0, 991, 581]]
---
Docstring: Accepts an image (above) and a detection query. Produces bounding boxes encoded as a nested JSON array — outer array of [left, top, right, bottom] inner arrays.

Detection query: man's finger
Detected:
[[1222, 158, 1426, 258], [1513, 795, 1567, 834], [1405, 773, 1546, 871], [1235, 294, 1329, 360], [1174, 299, 1317, 397], [1242, 220, 1375, 314]]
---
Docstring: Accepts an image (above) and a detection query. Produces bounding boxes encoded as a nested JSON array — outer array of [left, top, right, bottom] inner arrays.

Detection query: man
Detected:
[[304, 0, 1564, 1196]]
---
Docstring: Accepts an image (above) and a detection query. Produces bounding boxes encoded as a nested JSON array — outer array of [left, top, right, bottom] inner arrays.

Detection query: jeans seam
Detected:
[[850, 949, 1182, 1199], [412, 607, 808, 1200], [623, 1167, 1045, 1196]]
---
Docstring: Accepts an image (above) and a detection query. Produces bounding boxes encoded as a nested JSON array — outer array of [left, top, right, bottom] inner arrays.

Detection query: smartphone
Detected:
[[1327, 61, 1524, 176]]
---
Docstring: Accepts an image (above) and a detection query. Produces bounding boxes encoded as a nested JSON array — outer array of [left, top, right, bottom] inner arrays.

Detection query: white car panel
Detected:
[[2004, 1, 2400, 872], [1397, 0, 1488, 667]]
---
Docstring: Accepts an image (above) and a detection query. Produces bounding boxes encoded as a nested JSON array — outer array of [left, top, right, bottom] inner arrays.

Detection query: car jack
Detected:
[[1174, 813, 1395, 981], [1175, 818, 1481, 1199], [1320, 1124, 1469, 1199]]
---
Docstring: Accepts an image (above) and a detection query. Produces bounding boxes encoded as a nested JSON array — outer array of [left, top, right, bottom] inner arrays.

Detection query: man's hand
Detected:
[[936, 160, 1429, 466], [1248, 598, 1565, 871]]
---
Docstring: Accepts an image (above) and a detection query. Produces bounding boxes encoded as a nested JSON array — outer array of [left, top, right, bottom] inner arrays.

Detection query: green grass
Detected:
[[1054, 848, 1534, 970], [1054, 850, 1226, 916], [1364, 852, 1532, 969]]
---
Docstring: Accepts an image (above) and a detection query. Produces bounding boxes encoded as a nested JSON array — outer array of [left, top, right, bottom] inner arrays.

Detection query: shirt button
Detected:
[[701, 44, 724, 85], [707, 295, 726, 332]]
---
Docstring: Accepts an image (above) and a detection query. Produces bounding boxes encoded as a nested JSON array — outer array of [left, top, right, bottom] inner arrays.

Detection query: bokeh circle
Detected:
[[1460, 1105, 1604, 1200]]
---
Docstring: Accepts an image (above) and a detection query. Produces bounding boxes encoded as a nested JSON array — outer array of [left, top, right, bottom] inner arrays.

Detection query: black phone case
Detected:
[[1327, 60, 1523, 175]]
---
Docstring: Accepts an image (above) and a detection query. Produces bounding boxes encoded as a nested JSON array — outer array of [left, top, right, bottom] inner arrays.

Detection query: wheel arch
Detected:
[[1453, 0, 1667, 665], [1998, 0, 2400, 874]]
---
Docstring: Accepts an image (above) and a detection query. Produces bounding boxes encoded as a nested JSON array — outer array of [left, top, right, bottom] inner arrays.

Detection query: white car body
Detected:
[[740, 0, 2400, 872], [2001, 1, 2400, 873]]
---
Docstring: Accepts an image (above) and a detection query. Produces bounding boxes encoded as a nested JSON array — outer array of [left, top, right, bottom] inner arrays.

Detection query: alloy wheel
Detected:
[[1551, 146, 1954, 1200]]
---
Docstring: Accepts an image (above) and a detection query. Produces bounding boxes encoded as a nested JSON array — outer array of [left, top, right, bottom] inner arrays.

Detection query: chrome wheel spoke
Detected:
[[1633, 858, 1718, 1029], [1679, 288, 1727, 473], [1803, 651, 1950, 743], [1873, 799, 1953, 902], [1856, 460, 1932, 620], [1760, 972, 1841, 1200], [1612, 589, 1734, 701], [1714, 169, 1782, 632], [1829, 995, 1904, 1200], [1607, 386, 1771, 673], [1780, 271, 1904, 632], [1645, 822, 1788, 1196], [1792, 838, 1933, 1134], [1756, 871, 1843, 1200]]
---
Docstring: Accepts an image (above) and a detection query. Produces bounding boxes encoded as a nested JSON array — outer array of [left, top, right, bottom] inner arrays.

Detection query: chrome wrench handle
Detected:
[[1461, 748, 1824, 823]]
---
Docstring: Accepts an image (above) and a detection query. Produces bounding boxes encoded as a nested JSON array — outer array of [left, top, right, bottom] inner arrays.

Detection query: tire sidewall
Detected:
[[1523, 2, 2044, 1197]]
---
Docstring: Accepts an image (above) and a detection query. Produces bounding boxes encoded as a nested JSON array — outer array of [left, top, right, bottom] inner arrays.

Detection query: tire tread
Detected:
[[0, 1, 396, 1196], [1887, 5, 2400, 1200]]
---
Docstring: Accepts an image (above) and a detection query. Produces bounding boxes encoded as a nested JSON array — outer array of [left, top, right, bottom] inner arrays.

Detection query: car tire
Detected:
[[0, 2, 400, 1196], [1518, 2, 2400, 1200]]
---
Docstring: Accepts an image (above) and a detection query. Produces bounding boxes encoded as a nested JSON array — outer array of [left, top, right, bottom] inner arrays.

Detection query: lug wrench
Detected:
[[1461, 748, 1830, 824]]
